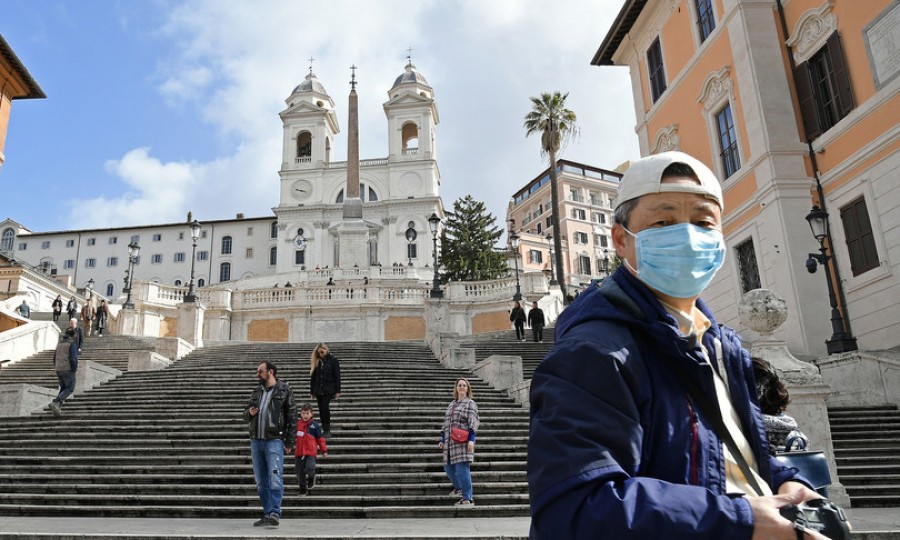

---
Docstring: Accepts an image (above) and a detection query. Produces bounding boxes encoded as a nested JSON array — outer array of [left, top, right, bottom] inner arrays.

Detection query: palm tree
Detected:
[[524, 91, 578, 300]]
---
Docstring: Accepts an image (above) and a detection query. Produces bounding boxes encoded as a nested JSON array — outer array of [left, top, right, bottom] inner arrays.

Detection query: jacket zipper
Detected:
[[686, 396, 700, 486]]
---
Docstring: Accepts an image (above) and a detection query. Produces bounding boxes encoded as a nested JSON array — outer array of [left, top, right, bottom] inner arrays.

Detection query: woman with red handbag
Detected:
[[439, 377, 480, 507]]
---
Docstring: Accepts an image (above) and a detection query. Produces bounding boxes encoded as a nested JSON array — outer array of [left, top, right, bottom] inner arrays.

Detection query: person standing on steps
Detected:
[[294, 402, 327, 495], [52, 295, 63, 322], [244, 360, 297, 528], [49, 328, 78, 416], [510, 301, 527, 341], [95, 300, 109, 337], [439, 377, 480, 507], [80, 302, 95, 337], [66, 297, 78, 321], [527, 301, 546, 343], [69, 318, 84, 353], [309, 343, 341, 439]]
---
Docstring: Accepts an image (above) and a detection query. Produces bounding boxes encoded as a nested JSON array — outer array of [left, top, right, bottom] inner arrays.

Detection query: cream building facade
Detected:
[[593, 0, 899, 356]]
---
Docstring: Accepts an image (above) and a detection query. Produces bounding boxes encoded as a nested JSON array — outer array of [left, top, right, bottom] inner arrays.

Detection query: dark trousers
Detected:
[[514, 320, 525, 340], [295, 456, 317, 492], [532, 324, 544, 342], [54, 371, 76, 406], [316, 394, 335, 433]]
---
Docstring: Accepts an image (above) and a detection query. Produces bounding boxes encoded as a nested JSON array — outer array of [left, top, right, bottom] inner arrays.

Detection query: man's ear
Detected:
[[611, 224, 628, 259]]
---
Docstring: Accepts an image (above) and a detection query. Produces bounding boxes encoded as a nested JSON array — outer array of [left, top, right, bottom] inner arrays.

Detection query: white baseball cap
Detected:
[[613, 151, 723, 210]]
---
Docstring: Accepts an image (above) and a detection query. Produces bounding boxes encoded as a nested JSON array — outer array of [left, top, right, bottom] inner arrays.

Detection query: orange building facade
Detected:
[[594, 0, 899, 356], [507, 160, 623, 296], [0, 34, 45, 171]]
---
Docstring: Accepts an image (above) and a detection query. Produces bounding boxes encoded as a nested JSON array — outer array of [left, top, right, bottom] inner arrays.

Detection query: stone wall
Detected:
[[472, 310, 511, 334], [384, 316, 425, 341], [247, 318, 289, 342]]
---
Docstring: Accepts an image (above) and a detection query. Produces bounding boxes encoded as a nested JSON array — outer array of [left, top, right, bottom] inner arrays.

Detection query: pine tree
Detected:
[[440, 195, 508, 282]]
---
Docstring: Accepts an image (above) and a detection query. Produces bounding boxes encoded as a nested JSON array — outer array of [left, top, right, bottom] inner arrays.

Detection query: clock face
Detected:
[[292, 180, 312, 201], [293, 236, 306, 250]]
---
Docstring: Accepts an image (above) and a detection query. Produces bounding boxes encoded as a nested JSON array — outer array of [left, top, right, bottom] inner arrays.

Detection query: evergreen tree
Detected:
[[440, 195, 508, 282]]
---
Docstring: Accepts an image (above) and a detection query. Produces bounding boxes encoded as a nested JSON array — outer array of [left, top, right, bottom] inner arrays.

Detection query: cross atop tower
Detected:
[[406, 46, 414, 66], [308, 56, 315, 74], [350, 64, 357, 90]]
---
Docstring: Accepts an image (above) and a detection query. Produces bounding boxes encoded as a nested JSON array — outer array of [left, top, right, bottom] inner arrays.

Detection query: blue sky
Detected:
[[1, 0, 639, 234]]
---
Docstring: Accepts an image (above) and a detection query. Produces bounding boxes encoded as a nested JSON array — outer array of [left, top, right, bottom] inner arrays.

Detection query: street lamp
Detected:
[[598, 249, 610, 278], [405, 222, 417, 267], [510, 231, 523, 301], [545, 234, 557, 286], [184, 220, 202, 303], [123, 241, 141, 309], [428, 212, 443, 299], [804, 205, 858, 354]]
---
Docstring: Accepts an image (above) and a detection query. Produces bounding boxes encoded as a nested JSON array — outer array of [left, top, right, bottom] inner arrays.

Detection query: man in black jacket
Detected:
[[244, 361, 297, 528], [527, 301, 546, 343]]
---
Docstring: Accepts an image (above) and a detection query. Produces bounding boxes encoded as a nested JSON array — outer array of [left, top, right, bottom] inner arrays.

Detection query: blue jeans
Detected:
[[250, 439, 285, 518], [54, 371, 76, 406], [444, 461, 473, 501]]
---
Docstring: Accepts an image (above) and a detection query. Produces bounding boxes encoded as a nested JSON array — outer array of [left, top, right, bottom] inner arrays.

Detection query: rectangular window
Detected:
[[569, 189, 583, 203], [64, 259, 75, 270], [151, 254, 163, 264], [197, 250, 209, 261], [716, 104, 741, 178], [85, 258, 96, 268], [572, 209, 586, 220], [546, 217, 552, 228], [794, 32, 854, 140], [201, 230, 208, 239], [528, 250, 543, 264], [107, 257, 118, 267], [221, 236, 233, 255], [647, 37, 667, 103], [174, 252, 186, 263], [18, 242, 26, 250], [178, 232, 184, 240], [245, 247, 253, 258], [595, 235, 609, 248], [269, 247, 277, 266], [65, 239, 75, 248], [578, 255, 592, 275], [219, 263, 231, 282], [109, 236, 118, 245], [840, 197, 879, 276], [735, 238, 761, 293], [153, 234, 162, 242], [294, 250, 305, 265], [536, 223, 542, 234], [87, 238, 96, 246], [407, 243, 418, 260], [695, 0, 715, 43], [41, 241, 50, 249], [247, 227, 253, 236], [131, 235, 140, 244], [271, 222, 278, 239]]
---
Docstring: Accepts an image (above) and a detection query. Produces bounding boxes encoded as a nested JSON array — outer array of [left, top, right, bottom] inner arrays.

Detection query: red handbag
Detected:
[[450, 427, 469, 443]]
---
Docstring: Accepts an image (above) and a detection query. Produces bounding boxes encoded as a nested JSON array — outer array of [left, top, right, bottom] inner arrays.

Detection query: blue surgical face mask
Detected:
[[622, 223, 726, 298]]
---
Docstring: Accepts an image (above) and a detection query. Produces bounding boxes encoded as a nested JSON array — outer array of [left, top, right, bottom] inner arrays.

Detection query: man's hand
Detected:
[[335, 392, 341, 399], [284, 446, 292, 454], [247, 406, 259, 417], [438, 441, 444, 450], [748, 491, 829, 540]]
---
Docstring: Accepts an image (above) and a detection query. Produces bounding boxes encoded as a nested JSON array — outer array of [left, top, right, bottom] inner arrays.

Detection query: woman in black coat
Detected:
[[309, 342, 341, 437]]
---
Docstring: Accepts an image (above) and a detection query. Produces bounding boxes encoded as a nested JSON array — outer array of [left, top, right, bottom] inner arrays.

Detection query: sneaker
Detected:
[[449, 488, 461, 498], [253, 516, 271, 527], [307, 476, 316, 490], [49, 402, 61, 416], [267, 515, 280, 527], [455, 498, 475, 507]]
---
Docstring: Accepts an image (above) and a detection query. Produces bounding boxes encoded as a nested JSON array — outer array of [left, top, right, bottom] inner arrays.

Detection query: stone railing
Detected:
[[0, 320, 59, 365], [232, 283, 431, 309], [446, 278, 517, 302], [326, 157, 389, 169]]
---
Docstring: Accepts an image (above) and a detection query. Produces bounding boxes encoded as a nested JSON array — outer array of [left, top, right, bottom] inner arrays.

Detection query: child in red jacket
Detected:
[[294, 403, 327, 494]]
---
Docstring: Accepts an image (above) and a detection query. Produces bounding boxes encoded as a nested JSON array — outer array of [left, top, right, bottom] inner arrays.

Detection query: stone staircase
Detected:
[[0, 341, 530, 518], [830, 405, 900, 508], [458, 329, 554, 380]]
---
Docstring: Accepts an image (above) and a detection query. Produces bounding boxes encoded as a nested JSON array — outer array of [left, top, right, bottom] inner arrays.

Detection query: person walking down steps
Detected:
[[309, 343, 341, 439], [510, 301, 527, 341], [294, 402, 327, 495], [49, 328, 78, 416]]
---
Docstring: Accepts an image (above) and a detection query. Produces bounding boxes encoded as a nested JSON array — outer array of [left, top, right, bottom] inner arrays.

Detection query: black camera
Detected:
[[780, 498, 850, 540]]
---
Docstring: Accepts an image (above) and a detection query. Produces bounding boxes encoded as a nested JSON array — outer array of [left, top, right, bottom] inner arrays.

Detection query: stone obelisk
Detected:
[[336, 65, 368, 267]]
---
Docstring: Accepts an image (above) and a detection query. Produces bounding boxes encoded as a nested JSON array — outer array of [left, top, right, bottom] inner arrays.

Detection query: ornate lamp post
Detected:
[[123, 242, 141, 309], [184, 220, 202, 303], [598, 249, 610, 279], [405, 223, 417, 267], [510, 231, 523, 301], [805, 205, 857, 354], [545, 233, 557, 286], [428, 212, 443, 299]]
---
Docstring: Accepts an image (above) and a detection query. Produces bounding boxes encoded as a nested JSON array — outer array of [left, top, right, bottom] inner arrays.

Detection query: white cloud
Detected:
[[77, 0, 639, 238]]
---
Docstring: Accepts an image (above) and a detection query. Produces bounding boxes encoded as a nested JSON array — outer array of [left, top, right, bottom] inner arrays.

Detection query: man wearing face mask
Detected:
[[528, 152, 828, 540]]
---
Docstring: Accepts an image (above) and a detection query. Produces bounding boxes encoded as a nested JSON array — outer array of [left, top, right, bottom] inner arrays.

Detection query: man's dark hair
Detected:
[[751, 357, 790, 415], [660, 162, 699, 181], [261, 360, 278, 377]]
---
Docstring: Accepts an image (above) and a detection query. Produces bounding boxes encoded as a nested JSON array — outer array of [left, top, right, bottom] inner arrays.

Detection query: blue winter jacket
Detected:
[[528, 268, 807, 539]]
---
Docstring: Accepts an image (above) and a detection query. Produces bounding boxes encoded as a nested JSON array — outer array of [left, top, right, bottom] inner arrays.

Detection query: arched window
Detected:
[[1, 228, 14, 253], [296, 131, 312, 161], [270, 222, 278, 239], [198, 278, 206, 287], [335, 184, 377, 203], [106, 283, 114, 297], [221, 236, 233, 255], [174, 279, 182, 286], [219, 262, 231, 282], [401, 122, 419, 154], [270, 246, 277, 266]]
